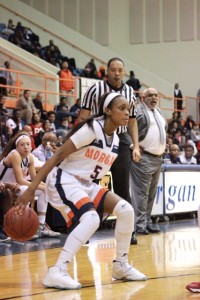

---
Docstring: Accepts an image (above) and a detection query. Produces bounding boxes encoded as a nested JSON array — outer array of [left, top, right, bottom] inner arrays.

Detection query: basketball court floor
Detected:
[[0, 217, 200, 300]]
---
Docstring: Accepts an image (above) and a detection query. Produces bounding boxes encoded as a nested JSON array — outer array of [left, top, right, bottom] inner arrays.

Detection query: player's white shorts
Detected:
[[45, 167, 109, 228]]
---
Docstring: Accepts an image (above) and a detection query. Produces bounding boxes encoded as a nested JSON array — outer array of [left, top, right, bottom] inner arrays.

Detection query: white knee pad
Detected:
[[113, 200, 134, 234], [80, 210, 100, 229], [73, 210, 100, 243]]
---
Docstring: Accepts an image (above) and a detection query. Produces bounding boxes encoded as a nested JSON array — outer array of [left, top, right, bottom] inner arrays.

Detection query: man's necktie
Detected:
[[152, 109, 165, 144]]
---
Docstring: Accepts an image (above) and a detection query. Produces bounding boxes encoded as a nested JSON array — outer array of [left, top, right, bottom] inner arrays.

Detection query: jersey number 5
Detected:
[[90, 165, 102, 180]]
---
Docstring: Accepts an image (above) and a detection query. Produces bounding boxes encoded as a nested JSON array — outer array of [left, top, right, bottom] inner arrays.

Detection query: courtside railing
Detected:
[[0, 66, 78, 111]]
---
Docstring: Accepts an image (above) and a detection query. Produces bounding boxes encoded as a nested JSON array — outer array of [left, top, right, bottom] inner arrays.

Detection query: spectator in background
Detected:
[[54, 106, 77, 129], [54, 96, 69, 113], [32, 132, 58, 162], [179, 144, 197, 164], [168, 111, 182, 130], [70, 98, 81, 124], [44, 40, 62, 63], [174, 83, 183, 116], [168, 121, 179, 136], [0, 61, 14, 96], [126, 71, 141, 97], [58, 117, 71, 131], [172, 129, 185, 150], [184, 115, 196, 132], [1, 19, 15, 40], [47, 111, 56, 132], [6, 108, 24, 137], [165, 136, 173, 155], [81, 58, 98, 79], [165, 144, 181, 164], [33, 92, 47, 120], [0, 94, 9, 146], [4, 61, 14, 94], [22, 124, 36, 150], [126, 71, 141, 98], [7, 19, 15, 31], [0, 94, 9, 116], [16, 90, 37, 124], [190, 123, 200, 142], [185, 139, 198, 156], [45, 44, 62, 67], [58, 61, 74, 95], [97, 66, 107, 80], [37, 120, 52, 145], [30, 113, 43, 147]]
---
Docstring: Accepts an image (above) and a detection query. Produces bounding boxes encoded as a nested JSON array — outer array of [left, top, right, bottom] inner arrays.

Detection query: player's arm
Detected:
[[15, 138, 77, 212]]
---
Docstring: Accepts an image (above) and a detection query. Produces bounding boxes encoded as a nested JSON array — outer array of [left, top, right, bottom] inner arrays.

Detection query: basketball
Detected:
[[3, 206, 39, 242]]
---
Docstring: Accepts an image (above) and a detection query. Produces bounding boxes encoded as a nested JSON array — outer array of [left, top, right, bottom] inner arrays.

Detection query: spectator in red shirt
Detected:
[[30, 113, 43, 146]]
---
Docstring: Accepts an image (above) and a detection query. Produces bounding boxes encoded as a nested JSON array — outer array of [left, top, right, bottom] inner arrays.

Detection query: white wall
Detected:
[[0, 0, 173, 97], [12, 0, 200, 99], [1, 0, 200, 101]]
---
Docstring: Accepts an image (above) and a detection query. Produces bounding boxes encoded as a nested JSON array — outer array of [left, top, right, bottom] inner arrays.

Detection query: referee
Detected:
[[79, 57, 140, 245]]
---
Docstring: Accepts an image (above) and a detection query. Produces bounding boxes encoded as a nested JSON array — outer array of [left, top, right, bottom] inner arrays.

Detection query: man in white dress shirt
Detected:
[[130, 87, 167, 235]]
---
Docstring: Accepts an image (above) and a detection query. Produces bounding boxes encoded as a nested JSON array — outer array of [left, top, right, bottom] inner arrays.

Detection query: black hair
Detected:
[[23, 89, 31, 95], [107, 58, 124, 69], [185, 144, 194, 151], [47, 111, 56, 116]]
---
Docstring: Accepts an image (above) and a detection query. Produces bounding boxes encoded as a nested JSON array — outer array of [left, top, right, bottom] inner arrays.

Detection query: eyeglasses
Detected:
[[147, 93, 158, 97]]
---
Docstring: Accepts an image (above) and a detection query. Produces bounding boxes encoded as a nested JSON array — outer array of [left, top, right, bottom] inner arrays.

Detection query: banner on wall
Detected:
[[164, 172, 200, 214], [151, 173, 164, 216], [152, 171, 200, 216]]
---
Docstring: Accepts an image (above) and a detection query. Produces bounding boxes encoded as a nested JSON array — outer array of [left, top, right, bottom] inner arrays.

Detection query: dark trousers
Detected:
[[0, 77, 7, 96], [0, 190, 13, 226], [111, 134, 131, 203]]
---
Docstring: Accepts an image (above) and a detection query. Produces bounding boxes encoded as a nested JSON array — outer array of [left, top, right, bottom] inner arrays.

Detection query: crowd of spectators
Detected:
[[165, 112, 200, 164], [1, 89, 200, 168], [0, 19, 108, 81]]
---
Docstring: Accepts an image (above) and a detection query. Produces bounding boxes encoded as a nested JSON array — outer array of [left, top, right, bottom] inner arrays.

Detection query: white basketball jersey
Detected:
[[0, 150, 30, 183], [59, 118, 119, 181]]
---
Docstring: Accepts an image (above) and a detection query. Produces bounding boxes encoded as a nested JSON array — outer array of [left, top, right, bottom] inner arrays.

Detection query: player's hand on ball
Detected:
[[15, 189, 35, 215]]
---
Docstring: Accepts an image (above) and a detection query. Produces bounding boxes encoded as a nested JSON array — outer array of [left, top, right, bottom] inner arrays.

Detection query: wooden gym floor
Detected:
[[0, 218, 200, 300]]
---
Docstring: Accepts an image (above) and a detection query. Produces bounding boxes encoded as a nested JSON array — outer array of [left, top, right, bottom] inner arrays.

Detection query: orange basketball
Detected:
[[3, 206, 39, 242]]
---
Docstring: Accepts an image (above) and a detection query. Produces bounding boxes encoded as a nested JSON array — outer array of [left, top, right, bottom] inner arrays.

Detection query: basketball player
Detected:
[[0, 132, 60, 238], [79, 57, 140, 245], [15, 92, 147, 290]]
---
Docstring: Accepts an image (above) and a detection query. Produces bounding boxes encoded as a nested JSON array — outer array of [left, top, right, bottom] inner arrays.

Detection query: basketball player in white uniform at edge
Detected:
[[15, 92, 147, 290], [0, 131, 60, 238]]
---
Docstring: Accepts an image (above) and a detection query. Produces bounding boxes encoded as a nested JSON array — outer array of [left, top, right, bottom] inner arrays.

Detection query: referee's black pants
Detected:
[[110, 134, 131, 204]]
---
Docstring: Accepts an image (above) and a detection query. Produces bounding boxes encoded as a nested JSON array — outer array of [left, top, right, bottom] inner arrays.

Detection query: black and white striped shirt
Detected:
[[82, 80, 137, 134]]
